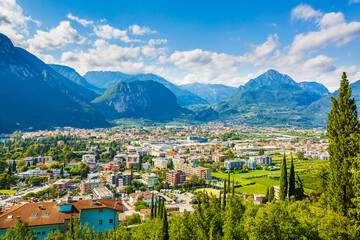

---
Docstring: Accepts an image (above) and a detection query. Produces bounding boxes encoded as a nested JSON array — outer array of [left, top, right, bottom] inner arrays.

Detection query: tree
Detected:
[[2, 220, 37, 240], [134, 200, 149, 211], [295, 151, 305, 160], [279, 153, 288, 201], [269, 187, 275, 202], [242, 164, 248, 172], [258, 149, 265, 156], [327, 72, 360, 215], [227, 172, 230, 193], [151, 194, 154, 219], [65, 215, 82, 240], [294, 174, 305, 201], [12, 160, 16, 172], [223, 179, 227, 209], [7, 165, 12, 175], [60, 166, 64, 178], [289, 153, 295, 198], [124, 186, 134, 194], [154, 197, 158, 217], [162, 203, 169, 240], [265, 187, 269, 202]]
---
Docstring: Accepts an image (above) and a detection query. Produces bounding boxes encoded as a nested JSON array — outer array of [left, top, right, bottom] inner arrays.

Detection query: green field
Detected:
[[195, 188, 221, 196], [211, 157, 326, 195], [0, 190, 16, 195]]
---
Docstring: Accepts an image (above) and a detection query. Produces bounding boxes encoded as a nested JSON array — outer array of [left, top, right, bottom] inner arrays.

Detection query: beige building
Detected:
[[174, 164, 212, 180], [80, 180, 106, 195]]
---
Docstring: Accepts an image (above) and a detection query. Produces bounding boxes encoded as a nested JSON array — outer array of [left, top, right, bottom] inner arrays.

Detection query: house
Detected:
[[253, 194, 266, 204], [93, 187, 114, 199], [174, 164, 212, 180], [129, 192, 157, 206], [212, 154, 229, 162], [153, 158, 168, 170], [68, 160, 80, 168], [0, 198, 123, 240], [53, 179, 72, 191], [82, 154, 96, 163], [142, 162, 152, 171], [142, 173, 159, 187]]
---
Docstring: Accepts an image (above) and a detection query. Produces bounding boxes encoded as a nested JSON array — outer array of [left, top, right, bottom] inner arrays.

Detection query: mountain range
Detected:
[[2, 32, 360, 132], [83, 71, 208, 106]]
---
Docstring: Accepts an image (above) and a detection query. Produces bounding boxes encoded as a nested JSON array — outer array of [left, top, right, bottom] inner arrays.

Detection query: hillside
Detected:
[[84, 71, 208, 106], [179, 82, 236, 104], [49, 64, 104, 95], [0, 33, 109, 133], [92, 80, 190, 121]]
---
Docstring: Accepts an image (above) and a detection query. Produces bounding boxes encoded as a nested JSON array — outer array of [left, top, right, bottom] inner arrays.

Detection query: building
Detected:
[[224, 160, 244, 170], [53, 179, 72, 191], [175, 164, 212, 180], [93, 187, 114, 199], [250, 156, 272, 166], [107, 173, 132, 188], [82, 154, 96, 163], [253, 194, 266, 204], [273, 185, 280, 200], [0, 198, 123, 240], [153, 158, 168, 170], [142, 173, 159, 187], [129, 191, 157, 205], [212, 154, 229, 162], [166, 170, 186, 185], [80, 179, 106, 195], [142, 162, 152, 171]]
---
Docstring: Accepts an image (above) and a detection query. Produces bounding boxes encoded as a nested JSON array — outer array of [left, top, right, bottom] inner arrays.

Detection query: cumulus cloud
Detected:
[[148, 38, 167, 46], [291, 4, 322, 22], [0, 0, 38, 46], [93, 24, 130, 42], [60, 39, 143, 74], [129, 24, 156, 35], [27, 21, 85, 52], [67, 13, 93, 27]]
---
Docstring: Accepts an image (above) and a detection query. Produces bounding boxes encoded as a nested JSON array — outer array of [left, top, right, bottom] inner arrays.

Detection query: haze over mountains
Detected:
[[1, 32, 360, 133]]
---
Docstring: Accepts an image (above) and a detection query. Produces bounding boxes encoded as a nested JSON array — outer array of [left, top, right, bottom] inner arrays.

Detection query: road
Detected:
[[0, 184, 51, 206]]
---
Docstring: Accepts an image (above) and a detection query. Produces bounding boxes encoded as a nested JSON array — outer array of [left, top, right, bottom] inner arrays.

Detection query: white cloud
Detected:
[[129, 24, 156, 35], [148, 38, 167, 46], [60, 39, 142, 74], [66, 13, 93, 27], [93, 24, 130, 42], [27, 21, 85, 52], [0, 0, 38, 46], [349, 0, 360, 4], [291, 4, 322, 22]]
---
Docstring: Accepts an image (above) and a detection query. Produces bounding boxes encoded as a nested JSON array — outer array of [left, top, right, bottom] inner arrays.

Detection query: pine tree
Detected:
[[223, 179, 227, 209], [269, 187, 275, 201], [154, 197, 158, 217], [327, 72, 360, 215], [7, 166, 12, 176], [232, 178, 235, 196], [151, 194, 154, 219], [162, 204, 169, 240], [227, 172, 230, 193], [279, 153, 288, 201], [288, 153, 295, 198], [265, 186, 269, 202]]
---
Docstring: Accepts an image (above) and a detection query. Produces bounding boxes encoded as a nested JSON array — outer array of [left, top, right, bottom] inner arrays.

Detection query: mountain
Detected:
[[179, 82, 236, 104], [92, 80, 189, 121], [213, 69, 325, 127], [49, 64, 104, 95], [298, 82, 329, 95], [83, 71, 208, 106], [0, 33, 109, 133], [304, 79, 360, 124]]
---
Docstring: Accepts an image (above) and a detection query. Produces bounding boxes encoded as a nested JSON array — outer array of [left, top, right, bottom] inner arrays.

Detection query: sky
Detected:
[[1, 0, 360, 91]]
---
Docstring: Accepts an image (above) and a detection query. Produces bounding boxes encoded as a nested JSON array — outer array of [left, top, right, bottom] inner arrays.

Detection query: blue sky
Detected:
[[1, 0, 360, 91]]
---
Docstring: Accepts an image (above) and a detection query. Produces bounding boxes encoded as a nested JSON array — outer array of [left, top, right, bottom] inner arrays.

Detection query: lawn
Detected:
[[0, 190, 16, 195], [195, 188, 221, 196], [234, 183, 268, 195]]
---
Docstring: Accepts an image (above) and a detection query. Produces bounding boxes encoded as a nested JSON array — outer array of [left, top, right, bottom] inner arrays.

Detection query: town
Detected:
[[0, 123, 329, 239]]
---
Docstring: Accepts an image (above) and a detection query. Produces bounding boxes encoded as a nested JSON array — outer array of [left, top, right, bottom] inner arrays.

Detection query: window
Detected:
[[99, 209, 103, 213], [99, 220, 103, 225], [109, 219, 113, 224], [6, 215, 13, 219], [51, 229, 57, 232], [43, 212, 49, 216], [41, 231, 46, 235], [31, 213, 37, 217]]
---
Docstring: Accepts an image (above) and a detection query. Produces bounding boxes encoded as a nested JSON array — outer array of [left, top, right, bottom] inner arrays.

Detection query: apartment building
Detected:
[[174, 164, 212, 180]]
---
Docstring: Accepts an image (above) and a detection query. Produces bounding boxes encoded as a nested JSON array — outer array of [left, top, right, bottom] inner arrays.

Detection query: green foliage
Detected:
[[1, 220, 37, 240], [327, 72, 360, 215], [134, 200, 149, 212], [289, 153, 296, 198], [279, 154, 288, 201]]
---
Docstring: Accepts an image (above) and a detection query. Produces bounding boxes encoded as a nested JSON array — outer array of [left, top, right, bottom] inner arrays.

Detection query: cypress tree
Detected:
[[7, 165, 12, 175], [162, 204, 169, 240], [269, 187, 275, 201], [150, 194, 154, 219], [265, 186, 269, 202], [227, 172, 230, 193], [295, 174, 305, 201], [158, 199, 163, 219], [232, 178, 235, 196], [288, 153, 296, 198], [60, 166, 64, 178], [279, 153, 288, 201], [154, 197, 158, 217], [327, 72, 360, 215], [12, 160, 16, 172], [223, 179, 227, 209]]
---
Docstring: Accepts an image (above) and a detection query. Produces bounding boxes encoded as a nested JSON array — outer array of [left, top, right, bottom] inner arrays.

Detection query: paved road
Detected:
[[0, 184, 51, 206]]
